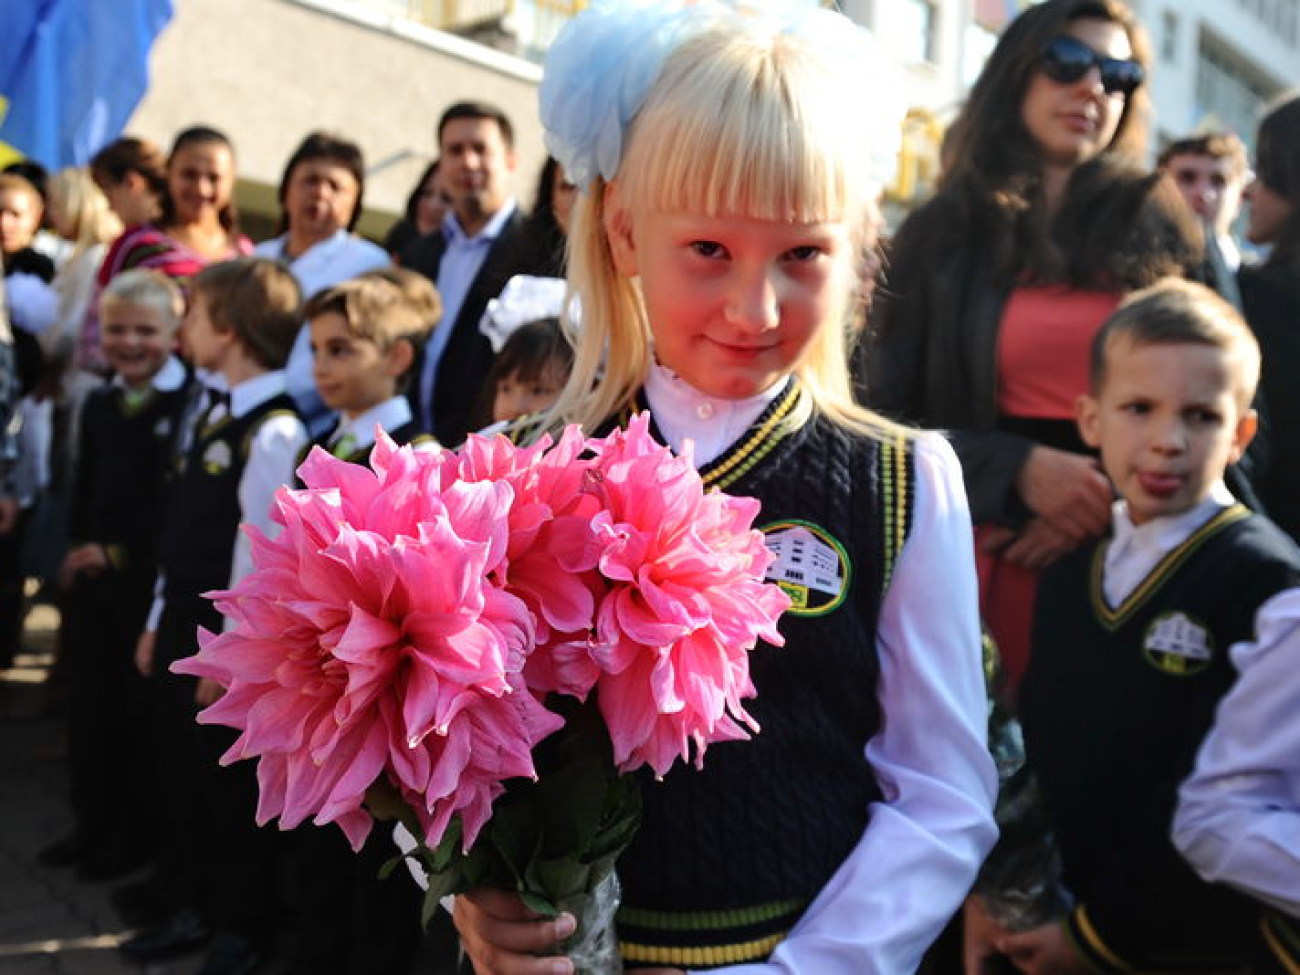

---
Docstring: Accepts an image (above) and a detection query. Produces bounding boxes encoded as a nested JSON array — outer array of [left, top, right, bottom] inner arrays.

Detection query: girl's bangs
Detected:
[[620, 35, 863, 224]]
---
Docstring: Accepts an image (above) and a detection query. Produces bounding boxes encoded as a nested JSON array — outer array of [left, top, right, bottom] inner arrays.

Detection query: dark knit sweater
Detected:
[[1021, 506, 1300, 972], [613, 385, 915, 967]]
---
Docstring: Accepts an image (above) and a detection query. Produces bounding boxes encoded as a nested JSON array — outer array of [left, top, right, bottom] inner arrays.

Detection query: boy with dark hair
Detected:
[[121, 257, 307, 973], [282, 269, 440, 975], [998, 279, 1300, 974], [304, 270, 439, 463]]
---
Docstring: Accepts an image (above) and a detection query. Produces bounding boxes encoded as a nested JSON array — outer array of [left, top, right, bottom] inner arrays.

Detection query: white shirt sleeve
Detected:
[[715, 433, 999, 974], [224, 412, 309, 632], [1172, 587, 1300, 918]]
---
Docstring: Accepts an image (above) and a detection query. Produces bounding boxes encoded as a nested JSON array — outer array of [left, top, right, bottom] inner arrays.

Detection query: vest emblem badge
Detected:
[[203, 440, 233, 475], [1143, 611, 1214, 676], [761, 520, 850, 617]]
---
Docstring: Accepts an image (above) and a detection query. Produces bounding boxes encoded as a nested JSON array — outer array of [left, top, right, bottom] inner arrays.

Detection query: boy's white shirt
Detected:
[[1102, 480, 1236, 608], [328, 396, 431, 453], [145, 369, 309, 634], [111, 354, 187, 393], [424, 370, 998, 972]]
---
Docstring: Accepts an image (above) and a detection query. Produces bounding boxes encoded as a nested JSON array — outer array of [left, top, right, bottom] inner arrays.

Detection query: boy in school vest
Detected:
[[122, 258, 306, 973], [1001, 280, 1300, 974], [41, 270, 191, 881]]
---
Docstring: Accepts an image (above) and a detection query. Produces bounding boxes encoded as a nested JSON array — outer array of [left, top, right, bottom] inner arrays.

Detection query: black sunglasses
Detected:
[[1038, 35, 1144, 96]]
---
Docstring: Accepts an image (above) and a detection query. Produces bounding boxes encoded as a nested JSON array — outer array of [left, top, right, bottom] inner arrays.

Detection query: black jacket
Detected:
[[1241, 262, 1300, 541], [856, 194, 1034, 525], [400, 207, 547, 447]]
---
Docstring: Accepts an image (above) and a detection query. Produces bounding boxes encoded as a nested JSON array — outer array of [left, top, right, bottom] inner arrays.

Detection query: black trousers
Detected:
[[62, 568, 155, 851]]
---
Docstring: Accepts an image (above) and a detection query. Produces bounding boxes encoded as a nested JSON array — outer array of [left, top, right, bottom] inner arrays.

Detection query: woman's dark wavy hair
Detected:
[[90, 136, 168, 204], [1255, 93, 1300, 270], [159, 126, 240, 237], [275, 131, 367, 235], [524, 156, 567, 278], [937, 0, 1161, 283], [402, 159, 440, 227]]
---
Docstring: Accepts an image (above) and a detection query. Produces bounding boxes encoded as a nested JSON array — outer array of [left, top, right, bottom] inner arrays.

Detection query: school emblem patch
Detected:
[[202, 440, 233, 475], [1143, 611, 1214, 676], [761, 520, 851, 616]]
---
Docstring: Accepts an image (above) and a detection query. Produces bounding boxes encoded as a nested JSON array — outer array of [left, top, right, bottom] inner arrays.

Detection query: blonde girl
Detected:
[[455, 2, 997, 972]]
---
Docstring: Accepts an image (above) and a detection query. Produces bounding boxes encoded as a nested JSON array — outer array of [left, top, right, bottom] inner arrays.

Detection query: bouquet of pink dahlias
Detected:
[[173, 416, 789, 971]]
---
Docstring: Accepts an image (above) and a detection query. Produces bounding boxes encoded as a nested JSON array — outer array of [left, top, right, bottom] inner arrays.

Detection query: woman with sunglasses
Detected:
[[859, 0, 1198, 696]]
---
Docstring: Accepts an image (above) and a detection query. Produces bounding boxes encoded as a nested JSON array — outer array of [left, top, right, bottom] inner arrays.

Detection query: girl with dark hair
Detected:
[[1239, 93, 1300, 541], [254, 131, 390, 432], [859, 0, 1200, 690], [85, 128, 252, 373]]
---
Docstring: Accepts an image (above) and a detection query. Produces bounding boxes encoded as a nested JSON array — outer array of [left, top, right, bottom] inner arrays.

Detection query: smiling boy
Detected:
[[1002, 279, 1300, 975], [42, 270, 191, 880]]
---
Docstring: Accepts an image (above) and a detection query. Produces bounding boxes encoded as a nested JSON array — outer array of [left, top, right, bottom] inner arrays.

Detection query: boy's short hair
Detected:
[[1157, 133, 1250, 178], [1090, 278, 1261, 407], [100, 269, 184, 329], [356, 266, 442, 333], [191, 258, 302, 370], [303, 274, 436, 380]]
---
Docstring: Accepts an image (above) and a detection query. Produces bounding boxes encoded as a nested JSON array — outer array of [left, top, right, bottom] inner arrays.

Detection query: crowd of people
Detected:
[[0, 0, 1299, 973]]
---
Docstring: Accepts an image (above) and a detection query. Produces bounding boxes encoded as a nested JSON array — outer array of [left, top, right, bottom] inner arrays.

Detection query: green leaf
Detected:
[[519, 888, 559, 918]]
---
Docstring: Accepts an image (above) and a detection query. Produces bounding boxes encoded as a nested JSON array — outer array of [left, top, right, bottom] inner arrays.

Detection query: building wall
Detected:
[[1134, 0, 1300, 149], [128, 0, 554, 234]]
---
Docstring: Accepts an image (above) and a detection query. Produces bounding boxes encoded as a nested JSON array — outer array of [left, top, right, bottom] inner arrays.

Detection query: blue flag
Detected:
[[0, 0, 174, 168]]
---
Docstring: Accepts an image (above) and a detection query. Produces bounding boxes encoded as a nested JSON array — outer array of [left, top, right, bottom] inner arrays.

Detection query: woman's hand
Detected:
[[1015, 448, 1111, 542], [999, 921, 1090, 975], [1001, 518, 1078, 571], [453, 888, 577, 975], [964, 895, 1014, 975]]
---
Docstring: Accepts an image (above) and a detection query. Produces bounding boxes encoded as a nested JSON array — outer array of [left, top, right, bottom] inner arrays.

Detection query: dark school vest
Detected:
[[612, 383, 916, 968], [74, 382, 188, 575], [1021, 507, 1300, 971], [158, 393, 300, 603]]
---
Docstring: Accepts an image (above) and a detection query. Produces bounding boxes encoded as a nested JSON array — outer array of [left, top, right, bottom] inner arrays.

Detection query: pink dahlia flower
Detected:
[[582, 414, 790, 776], [172, 435, 563, 851]]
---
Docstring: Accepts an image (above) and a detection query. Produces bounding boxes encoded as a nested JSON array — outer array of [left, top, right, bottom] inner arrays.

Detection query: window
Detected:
[[898, 0, 939, 64]]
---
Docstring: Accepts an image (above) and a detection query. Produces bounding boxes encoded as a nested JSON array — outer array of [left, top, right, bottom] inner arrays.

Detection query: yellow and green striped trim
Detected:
[[1263, 913, 1300, 975], [1066, 904, 1134, 974], [618, 898, 806, 969], [1090, 504, 1250, 631], [879, 432, 910, 590], [701, 381, 802, 492]]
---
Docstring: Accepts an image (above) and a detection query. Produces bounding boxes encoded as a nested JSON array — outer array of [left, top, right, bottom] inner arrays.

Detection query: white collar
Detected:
[[1110, 480, 1236, 555], [332, 396, 413, 450], [443, 199, 517, 244], [113, 355, 187, 393], [229, 370, 288, 418], [643, 361, 789, 466]]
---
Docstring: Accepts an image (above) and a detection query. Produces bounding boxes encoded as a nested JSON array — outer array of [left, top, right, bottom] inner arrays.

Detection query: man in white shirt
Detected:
[[401, 102, 550, 446]]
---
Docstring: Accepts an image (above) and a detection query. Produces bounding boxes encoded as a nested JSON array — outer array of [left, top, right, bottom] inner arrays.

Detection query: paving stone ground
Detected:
[[0, 604, 196, 975]]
